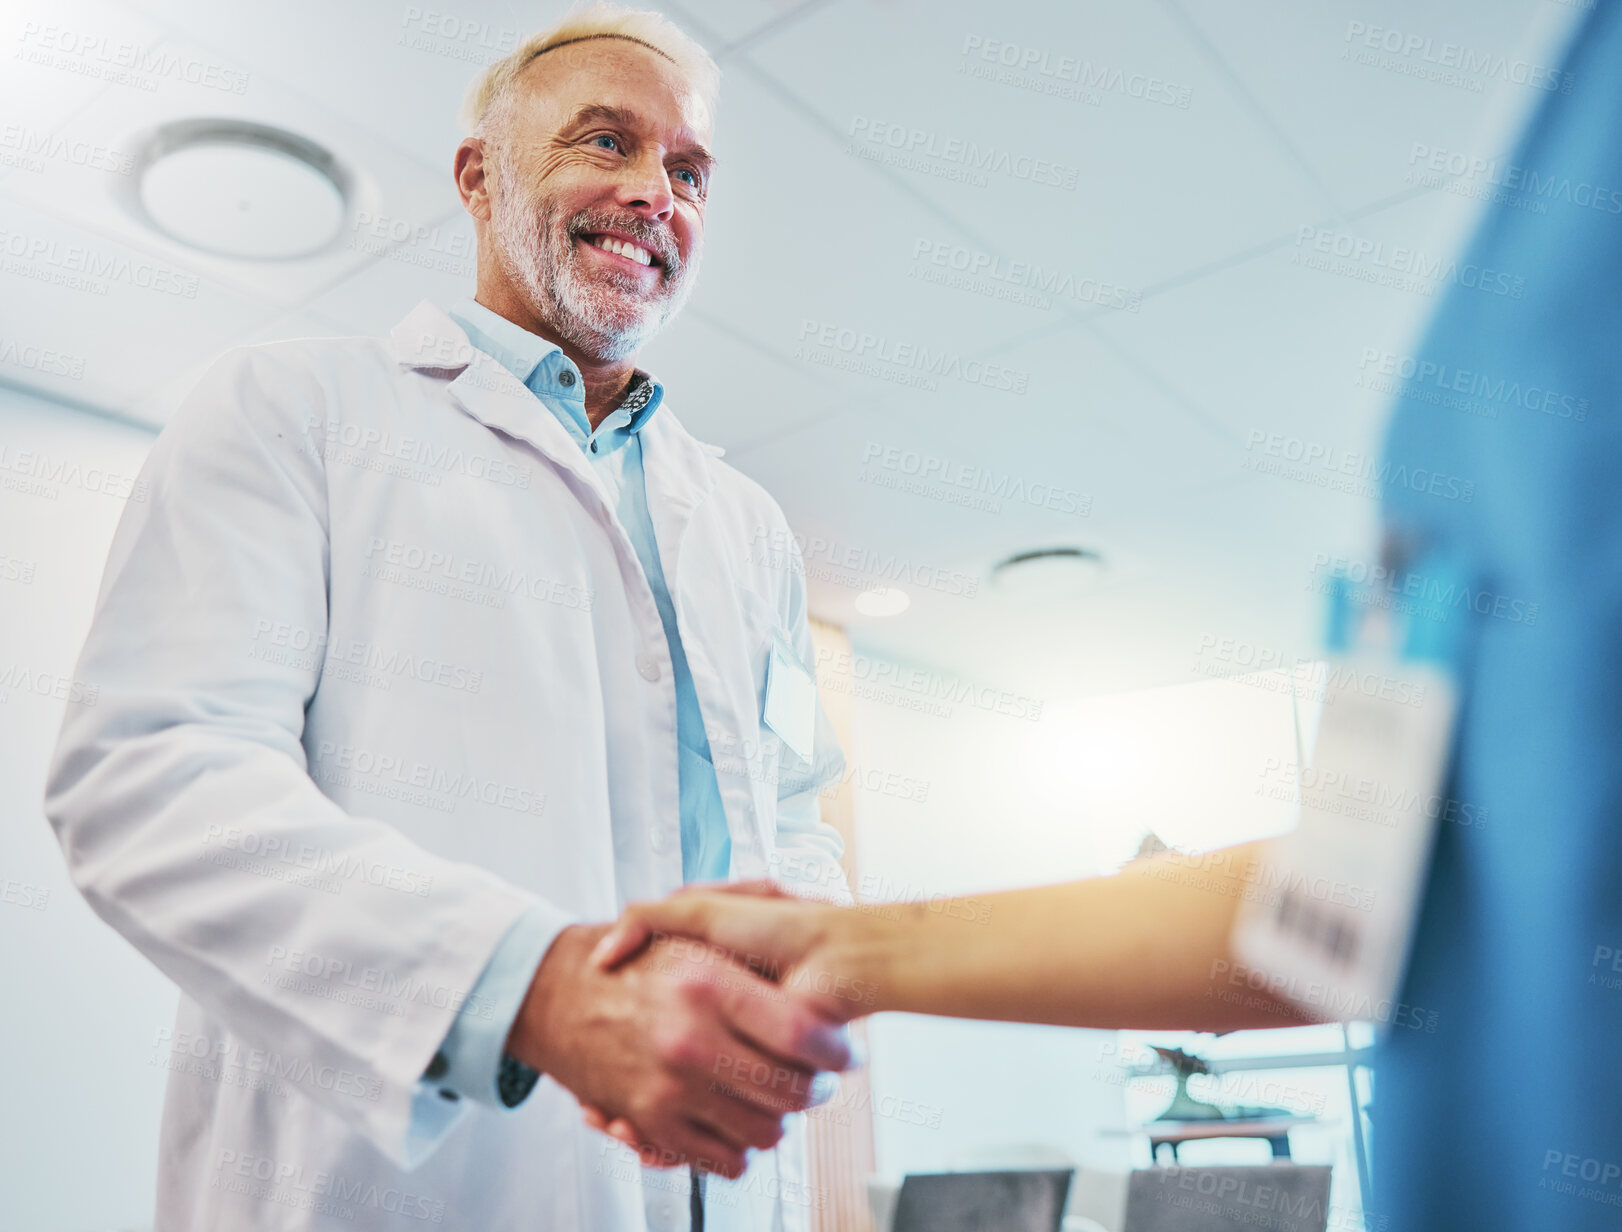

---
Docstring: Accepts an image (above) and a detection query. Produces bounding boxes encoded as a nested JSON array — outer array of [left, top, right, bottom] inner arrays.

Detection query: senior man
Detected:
[[44, 6, 851, 1231]]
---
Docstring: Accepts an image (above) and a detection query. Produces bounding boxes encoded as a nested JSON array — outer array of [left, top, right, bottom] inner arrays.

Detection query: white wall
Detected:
[[0, 387, 168, 1231]]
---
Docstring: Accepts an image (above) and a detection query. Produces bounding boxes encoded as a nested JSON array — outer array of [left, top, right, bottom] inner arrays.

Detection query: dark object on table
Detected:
[[1144, 1045, 1306, 1162], [1149, 1047, 1294, 1123]]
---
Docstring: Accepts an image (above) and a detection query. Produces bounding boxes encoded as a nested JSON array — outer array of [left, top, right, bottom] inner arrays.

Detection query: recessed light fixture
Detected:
[[115, 118, 351, 260], [991, 547, 1105, 599], [854, 586, 911, 617]]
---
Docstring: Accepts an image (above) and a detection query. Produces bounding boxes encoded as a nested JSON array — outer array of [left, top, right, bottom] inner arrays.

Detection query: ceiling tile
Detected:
[[2, 22, 459, 321], [744, 0, 1325, 291], [0, 192, 278, 418], [0, 0, 172, 186], [121, 0, 545, 175], [688, 64, 1073, 412], [1172, 0, 1568, 215]]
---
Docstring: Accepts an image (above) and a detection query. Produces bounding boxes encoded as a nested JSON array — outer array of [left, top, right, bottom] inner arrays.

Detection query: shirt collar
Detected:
[[445, 297, 665, 451]]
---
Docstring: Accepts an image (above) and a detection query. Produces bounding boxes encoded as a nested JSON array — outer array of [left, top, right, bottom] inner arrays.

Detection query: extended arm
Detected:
[[596, 842, 1310, 1031]]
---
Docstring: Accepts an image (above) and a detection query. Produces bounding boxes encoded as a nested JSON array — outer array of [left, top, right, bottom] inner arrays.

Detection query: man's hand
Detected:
[[574, 885, 876, 1155], [507, 921, 852, 1178]]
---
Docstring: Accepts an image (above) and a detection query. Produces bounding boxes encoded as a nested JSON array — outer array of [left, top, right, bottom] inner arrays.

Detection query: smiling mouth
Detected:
[[580, 232, 660, 269]]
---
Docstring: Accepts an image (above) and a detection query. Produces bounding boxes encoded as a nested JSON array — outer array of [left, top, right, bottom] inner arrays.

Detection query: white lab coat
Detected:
[[44, 300, 850, 1232]]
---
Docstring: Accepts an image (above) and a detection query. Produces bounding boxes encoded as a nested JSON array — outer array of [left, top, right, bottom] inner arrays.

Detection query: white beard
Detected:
[[490, 173, 699, 364]]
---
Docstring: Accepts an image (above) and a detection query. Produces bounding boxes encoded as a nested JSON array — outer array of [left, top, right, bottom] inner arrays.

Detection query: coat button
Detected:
[[650, 827, 671, 854], [636, 654, 661, 682]]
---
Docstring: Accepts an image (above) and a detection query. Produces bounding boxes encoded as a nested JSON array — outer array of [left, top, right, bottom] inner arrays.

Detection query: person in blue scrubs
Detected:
[[1374, 2, 1622, 1227]]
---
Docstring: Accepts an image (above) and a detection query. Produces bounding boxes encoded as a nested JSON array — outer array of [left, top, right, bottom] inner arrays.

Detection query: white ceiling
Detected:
[[0, 0, 1577, 702]]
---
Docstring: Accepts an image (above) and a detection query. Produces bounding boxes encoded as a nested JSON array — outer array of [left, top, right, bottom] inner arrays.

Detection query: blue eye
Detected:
[[674, 167, 698, 187], [592, 134, 620, 152]]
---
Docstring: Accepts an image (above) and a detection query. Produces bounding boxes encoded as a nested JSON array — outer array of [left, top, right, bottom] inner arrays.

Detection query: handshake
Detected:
[[504, 881, 869, 1179], [502, 841, 1296, 1178]]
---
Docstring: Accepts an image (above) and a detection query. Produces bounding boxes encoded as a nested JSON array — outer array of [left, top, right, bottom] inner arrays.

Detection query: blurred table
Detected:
[[1142, 1116, 1318, 1163]]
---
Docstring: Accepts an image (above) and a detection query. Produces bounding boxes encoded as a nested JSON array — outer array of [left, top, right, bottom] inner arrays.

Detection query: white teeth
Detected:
[[589, 235, 653, 266]]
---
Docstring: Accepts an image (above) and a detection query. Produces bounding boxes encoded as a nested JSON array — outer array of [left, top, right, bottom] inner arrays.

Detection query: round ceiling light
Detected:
[[990, 547, 1105, 600], [120, 119, 350, 260]]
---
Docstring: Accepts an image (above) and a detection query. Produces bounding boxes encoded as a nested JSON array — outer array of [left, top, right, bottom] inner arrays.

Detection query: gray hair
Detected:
[[460, 3, 720, 150]]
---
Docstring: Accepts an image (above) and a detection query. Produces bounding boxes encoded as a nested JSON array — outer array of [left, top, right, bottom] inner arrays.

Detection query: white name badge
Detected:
[[762, 634, 817, 762], [1230, 655, 1457, 1025]]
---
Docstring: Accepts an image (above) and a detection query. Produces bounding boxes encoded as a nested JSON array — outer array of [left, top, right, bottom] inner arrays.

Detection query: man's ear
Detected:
[[454, 137, 492, 220]]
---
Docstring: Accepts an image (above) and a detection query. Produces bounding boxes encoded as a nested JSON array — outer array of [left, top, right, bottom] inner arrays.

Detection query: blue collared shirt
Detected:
[[416, 298, 732, 1122]]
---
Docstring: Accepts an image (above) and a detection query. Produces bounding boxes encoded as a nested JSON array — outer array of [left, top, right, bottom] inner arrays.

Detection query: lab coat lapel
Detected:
[[389, 299, 602, 493]]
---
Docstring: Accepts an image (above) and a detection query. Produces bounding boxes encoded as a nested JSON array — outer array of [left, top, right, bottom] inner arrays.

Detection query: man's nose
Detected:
[[615, 152, 676, 222]]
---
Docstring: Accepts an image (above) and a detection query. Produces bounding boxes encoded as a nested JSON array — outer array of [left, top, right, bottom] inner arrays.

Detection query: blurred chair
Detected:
[[868, 1143, 1110, 1232], [867, 1150, 1086, 1232], [1123, 1164, 1331, 1232], [885, 1170, 1074, 1232]]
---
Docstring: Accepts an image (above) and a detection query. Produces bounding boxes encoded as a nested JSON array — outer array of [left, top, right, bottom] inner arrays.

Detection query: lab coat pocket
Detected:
[[761, 632, 817, 762], [714, 588, 811, 789]]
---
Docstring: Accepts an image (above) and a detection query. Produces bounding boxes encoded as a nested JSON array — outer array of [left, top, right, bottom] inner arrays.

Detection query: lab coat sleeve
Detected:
[[425, 902, 563, 1109], [42, 344, 568, 1169], [765, 534, 853, 908]]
